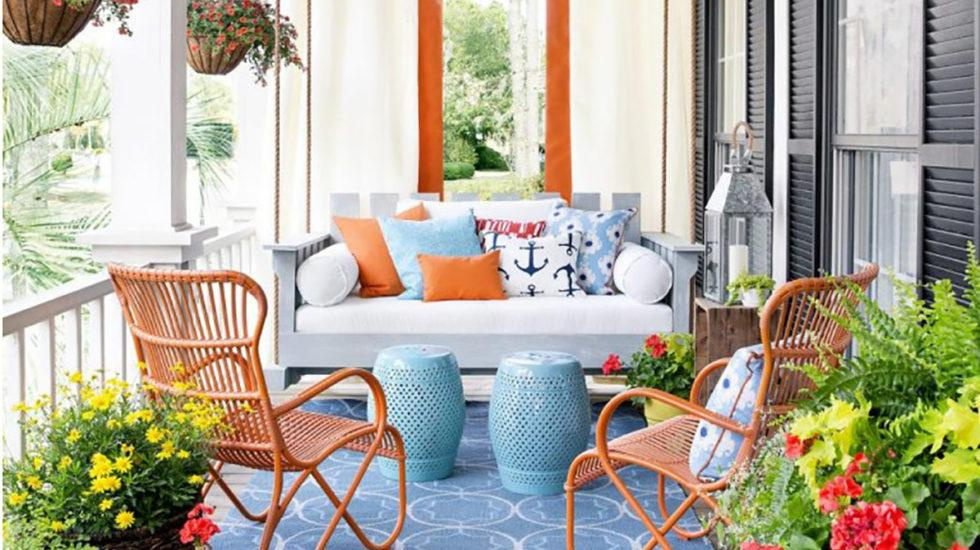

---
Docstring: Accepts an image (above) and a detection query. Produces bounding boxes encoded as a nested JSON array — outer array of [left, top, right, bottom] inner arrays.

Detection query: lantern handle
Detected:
[[731, 121, 755, 152]]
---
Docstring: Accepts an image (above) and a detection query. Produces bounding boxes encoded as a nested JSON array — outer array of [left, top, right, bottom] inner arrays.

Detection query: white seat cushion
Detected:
[[295, 295, 672, 334]]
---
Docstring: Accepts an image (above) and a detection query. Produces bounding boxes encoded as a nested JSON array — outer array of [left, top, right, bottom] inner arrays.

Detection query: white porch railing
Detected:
[[2, 224, 256, 457]]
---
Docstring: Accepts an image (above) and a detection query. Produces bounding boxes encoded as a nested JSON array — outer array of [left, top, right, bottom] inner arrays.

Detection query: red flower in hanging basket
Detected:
[[602, 354, 623, 376]]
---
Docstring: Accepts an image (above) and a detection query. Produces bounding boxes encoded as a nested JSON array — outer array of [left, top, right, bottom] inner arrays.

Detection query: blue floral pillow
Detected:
[[379, 213, 483, 300], [544, 203, 636, 294], [688, 345, 765, 481]]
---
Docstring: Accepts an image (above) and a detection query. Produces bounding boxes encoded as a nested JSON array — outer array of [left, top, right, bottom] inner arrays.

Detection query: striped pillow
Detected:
[[476, 218, 546, 238]]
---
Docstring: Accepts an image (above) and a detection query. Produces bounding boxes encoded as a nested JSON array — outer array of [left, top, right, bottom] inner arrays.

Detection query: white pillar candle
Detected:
[[729, 244, 749, 283]]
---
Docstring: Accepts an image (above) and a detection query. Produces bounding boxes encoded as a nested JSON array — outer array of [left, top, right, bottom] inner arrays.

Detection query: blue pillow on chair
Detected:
[[379, 213, 483, 300], [688, 344, 765, 481]]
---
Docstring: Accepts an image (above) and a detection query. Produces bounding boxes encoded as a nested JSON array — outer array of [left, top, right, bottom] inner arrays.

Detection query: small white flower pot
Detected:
[[740, 288, 766, 308]]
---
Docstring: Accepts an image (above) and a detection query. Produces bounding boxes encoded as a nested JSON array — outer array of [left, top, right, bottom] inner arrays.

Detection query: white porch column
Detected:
[[80, 0, 215, 267]]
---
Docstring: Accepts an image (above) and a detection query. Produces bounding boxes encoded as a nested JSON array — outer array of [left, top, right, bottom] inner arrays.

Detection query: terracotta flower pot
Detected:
[[644, 398, 684, 426], [186, 35, 249, 75], [2, 0, 101, 47], [77, 509, 194, 550]]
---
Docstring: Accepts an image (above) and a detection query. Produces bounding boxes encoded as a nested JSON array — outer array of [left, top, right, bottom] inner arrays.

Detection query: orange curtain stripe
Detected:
[[545, 0, 572, 203], [418, 0, 444, 196]]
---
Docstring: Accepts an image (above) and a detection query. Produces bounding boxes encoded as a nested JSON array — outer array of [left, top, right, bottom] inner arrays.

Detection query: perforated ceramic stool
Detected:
[[489, 351, 590, 495], [366, 345, 465, 482]]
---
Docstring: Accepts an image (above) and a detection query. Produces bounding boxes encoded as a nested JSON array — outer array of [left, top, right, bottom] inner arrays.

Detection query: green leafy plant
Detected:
[[443, 161, 476, 181], [726, 273, 776, 305], [3, 370, 224, 545], [475, 144, 509, 171], [613, 333, 695, 400], [444, 134, 478, 165], [446, 172, 543, 199]]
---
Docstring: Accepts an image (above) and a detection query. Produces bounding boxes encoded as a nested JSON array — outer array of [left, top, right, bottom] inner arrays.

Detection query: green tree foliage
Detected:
[[443, 0, 512, 149]]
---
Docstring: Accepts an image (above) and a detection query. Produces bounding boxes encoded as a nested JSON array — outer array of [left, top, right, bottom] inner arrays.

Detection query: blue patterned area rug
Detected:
[[211, 400, 711, 549]]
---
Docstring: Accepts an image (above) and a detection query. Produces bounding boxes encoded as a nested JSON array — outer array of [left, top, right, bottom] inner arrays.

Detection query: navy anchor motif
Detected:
[[497, 267, 510, 280], [553, 263, 582, 297], [520, 284, 542, 297], [514, 240, 549, 276], [484, 232, 507, 252], [558, 232, 578, 257]]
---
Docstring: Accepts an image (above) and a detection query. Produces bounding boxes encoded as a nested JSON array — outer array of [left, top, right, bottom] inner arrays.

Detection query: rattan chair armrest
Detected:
[[689, 358, 730, 403], [595, 388, 749, 459], [273, 368, 388, 428]]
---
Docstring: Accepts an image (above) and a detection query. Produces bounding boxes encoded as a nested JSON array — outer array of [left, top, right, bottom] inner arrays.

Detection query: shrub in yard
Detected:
[[444, 134, 478, 165], [444, 162, 476, 181], [475, 144, 509, 171], [717, 245, 980, 549], [3, 369, 225, 548]]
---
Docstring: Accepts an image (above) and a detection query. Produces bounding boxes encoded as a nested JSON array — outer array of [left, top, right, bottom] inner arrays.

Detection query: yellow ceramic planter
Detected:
[[643, 398, 684, 426]]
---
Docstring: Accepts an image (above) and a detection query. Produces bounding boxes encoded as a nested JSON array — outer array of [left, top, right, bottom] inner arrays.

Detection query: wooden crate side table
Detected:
[[692, 297, 762, 403]]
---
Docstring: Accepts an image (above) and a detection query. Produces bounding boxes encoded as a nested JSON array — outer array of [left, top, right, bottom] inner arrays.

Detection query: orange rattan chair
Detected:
[[107, 265, 406, 550], [565, 264, 879, 549]]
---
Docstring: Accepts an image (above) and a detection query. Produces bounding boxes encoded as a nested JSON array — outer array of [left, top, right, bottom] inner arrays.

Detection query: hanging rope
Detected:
[[689, 0, 698, 240], [659, 0, 669, 233], [273, 0, 282, 363], [305, 0, 312, 233]]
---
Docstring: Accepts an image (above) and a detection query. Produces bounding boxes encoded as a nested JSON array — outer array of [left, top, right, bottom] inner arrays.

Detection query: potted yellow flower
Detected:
[[2, 369, 224, 549]]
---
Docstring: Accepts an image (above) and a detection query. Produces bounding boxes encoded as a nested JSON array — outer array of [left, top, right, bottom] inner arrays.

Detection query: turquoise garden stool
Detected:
[[367, 345, 465, 482], [489, 351, 590, 495]]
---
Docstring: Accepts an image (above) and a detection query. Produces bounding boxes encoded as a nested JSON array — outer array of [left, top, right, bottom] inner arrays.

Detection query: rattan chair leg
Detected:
[[258, 459, 287, 550], [603, 467, 672, 549], [655, 477, 714, 540], [207, 463, 270, 523], [314, 440, 384, 550]]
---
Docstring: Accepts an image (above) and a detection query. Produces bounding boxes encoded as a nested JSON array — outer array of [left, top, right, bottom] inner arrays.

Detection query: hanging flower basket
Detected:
[[186, 35, 249, 75], [2, 0, 136, 47]]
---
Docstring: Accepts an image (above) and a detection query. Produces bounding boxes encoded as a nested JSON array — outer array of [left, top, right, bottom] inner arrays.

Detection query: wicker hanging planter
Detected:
[[186, 35, 249, 76], [2, 0, 102, 47]]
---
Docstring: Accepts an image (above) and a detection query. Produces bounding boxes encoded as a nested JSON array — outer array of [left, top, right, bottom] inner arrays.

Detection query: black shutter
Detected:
[[747, 0, 772, 194], [786, 0, 822, 279], [921, 0, 978, 302], [694, 0, 707, 290]]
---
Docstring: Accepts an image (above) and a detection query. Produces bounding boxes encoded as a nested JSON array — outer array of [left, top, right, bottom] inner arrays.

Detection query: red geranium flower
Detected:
[[181, 503, 221, 546], [602, 354, 622, 375], [645, 334, 667, 358], [830, 500, 906, 550], [784, 433, 809, 459], [949, 543, 968, 550], [741, 542, 783, 550], [844, 452, 870, 477], [819, 474, 863, 514]]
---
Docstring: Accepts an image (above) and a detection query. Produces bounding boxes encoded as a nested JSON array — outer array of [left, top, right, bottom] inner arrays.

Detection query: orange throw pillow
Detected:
[[334, 204, 428, 297], [417, 251, 507, 302]]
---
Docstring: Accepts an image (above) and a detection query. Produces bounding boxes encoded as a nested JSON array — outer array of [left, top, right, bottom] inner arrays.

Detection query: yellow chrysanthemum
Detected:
[[137, 361, 148, 372], [174, 412, 188, 424], [145, 426, 166, 444], [106, 419, 121, 429], [99, 499, 113, 511], [176, 450, 190, 460], [241, 402, 255, 414], [82, 411, 96, 421], [7, 492, 28, 506], [50, 520, 65, 532], [69, 371, 84, 384], [26, 476, 42, 490], [89, 454, 114, 478], [86, 389, 115, 411], [156, 441, 176, 460], [90, 475, 122, 494], [12, 402, 30, 413], [113, 456, 133, 473], [170, 362, 186, 374], [58, 456, 73, 471], [121, 444, 135, 456], [125, 409, 153, 425], [31, 456, 43, 470], [187, 475, 205, 485], [67, 429, 82, 443], [114, 510, 135, 530]]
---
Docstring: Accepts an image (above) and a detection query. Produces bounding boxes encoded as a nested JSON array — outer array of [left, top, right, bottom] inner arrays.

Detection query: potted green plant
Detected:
[[3, 371, 224, 548], [3, 0, 138, 47], [186, 0, 303, 84], [726, 273, 775, 307], [604, 333, 695, 425]]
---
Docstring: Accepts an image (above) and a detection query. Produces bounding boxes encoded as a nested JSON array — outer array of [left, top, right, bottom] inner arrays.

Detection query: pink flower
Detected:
[[602, 354, 622, 375], [830, 500, 906, 550], [741, 542, 783, 550], [645, 334, 667, 358], [819, 475, 863, 514]]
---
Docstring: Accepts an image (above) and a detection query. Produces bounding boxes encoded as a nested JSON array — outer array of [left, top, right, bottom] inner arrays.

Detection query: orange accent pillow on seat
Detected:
[[418, 251, 507, 302], [334, 204, 428, 297]]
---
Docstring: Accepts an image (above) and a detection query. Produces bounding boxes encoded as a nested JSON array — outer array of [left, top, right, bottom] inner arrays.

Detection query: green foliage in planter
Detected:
[[444, 162, 476, 181], [444, 134, 478, 165], [623, 333, 695, 400], [726, 273, 776, 305], [3, 372, 223, 545], [475, 144, 509, 171], [715, 245, 980, 549]]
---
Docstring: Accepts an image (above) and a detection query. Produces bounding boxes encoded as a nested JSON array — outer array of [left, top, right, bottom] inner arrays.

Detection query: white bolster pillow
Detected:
[[613, 242, 673, 304], [296, 243, 359, 307]]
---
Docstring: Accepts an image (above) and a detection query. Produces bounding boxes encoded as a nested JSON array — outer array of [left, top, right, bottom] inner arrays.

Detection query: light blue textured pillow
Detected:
[[545, 203, 636, 294], [688, 344, 765, 481], [379, 213, 483, 300]]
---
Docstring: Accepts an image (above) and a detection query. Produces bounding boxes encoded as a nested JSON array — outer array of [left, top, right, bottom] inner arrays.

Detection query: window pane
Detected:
[[717, 0, 746, 133], [837, 0, 922, 135], [838, 150, 920, 309]]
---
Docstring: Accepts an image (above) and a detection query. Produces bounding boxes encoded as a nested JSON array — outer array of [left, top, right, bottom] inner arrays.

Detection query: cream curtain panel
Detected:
[[568, 0, 694, 238]]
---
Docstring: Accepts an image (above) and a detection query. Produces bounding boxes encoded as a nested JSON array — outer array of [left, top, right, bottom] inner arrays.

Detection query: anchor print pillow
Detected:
[[481, 231, 585, 298], [544, 204, 637, 295]]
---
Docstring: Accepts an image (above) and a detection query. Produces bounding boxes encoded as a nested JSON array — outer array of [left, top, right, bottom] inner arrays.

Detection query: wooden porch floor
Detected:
[[208, 374, 626, 521]]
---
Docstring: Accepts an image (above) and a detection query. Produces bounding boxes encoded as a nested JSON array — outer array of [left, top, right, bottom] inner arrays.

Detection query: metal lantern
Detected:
[[703, 122, 773, 304]]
